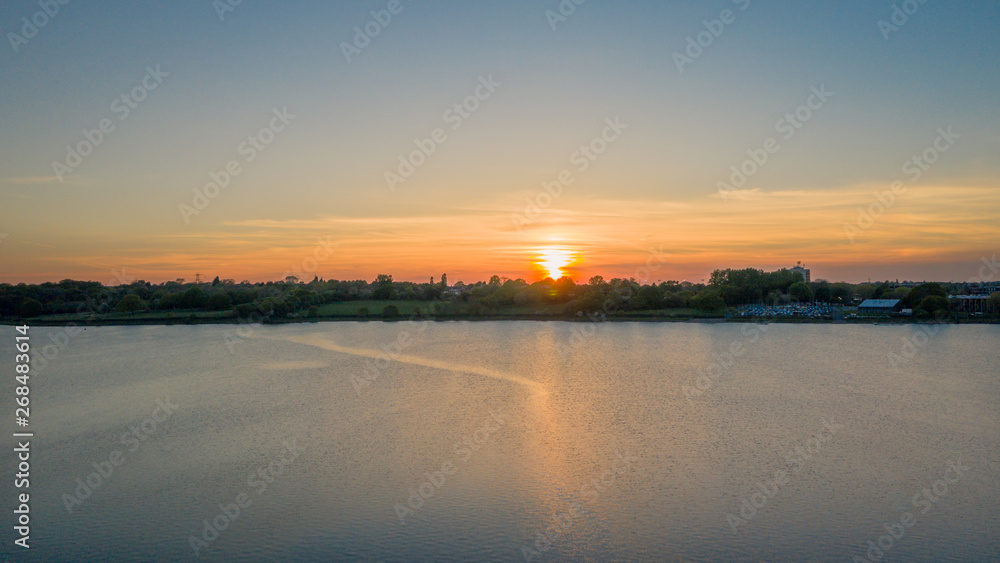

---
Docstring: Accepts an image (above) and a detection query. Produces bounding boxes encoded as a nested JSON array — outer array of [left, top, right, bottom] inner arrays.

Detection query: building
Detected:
[[442, 287, 466, 299], [857, 299, 902, 316], [790, 262, 811, 283], [952, 295, 989, 314], [968, 283, 1000, 296]]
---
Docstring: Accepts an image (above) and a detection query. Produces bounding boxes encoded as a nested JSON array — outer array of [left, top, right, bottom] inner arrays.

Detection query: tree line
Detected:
[[1, 268, 996, 321]]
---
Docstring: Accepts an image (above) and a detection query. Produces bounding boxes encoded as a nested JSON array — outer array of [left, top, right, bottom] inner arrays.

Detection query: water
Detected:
[[2, 322, 998, 561]]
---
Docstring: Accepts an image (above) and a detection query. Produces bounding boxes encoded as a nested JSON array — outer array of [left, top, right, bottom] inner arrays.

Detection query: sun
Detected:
[[535, 247, 576, 280]]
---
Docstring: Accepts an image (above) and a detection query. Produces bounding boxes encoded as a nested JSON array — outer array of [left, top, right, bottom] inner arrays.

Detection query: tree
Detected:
[[692, 289, 725, 312], [632, 285, 663, 310], [661, 291, 684, 308], [259, 297, 290, 317], [813, 283, 832, 303], [115, 294, 147, 314], [710, 268, 763, 304], [212, 276, 221, 286], [180, 287, 207, 309], [709, 267, 807, 305], [372, 274, 397, 300], [206, 292, 232, 311], [904, 283, 947, 309], [382, 305, 400, 318], [423, 285, 441, 300], [789, 282, 813, 302], [489, 275, 501, 285], [989, 292, 1000, 316], [233, 303, 257, 319], [553, 276, 576, 300], [440, 273, 448, 288], [357, 306, 369, 317], [873, 282, 890, 299], [918, 295, 951, 318], [884, 287, 910, 300], [15, 298, 43, 318], [292, 288, 315, 303], [831, 285, 853, 304]]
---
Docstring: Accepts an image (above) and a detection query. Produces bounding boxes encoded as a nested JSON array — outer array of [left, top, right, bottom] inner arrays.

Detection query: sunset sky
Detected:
[[1, 0, 998, 284]]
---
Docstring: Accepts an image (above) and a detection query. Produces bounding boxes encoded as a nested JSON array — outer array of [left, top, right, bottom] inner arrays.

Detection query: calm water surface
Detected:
[[2, 322, 998, 561]]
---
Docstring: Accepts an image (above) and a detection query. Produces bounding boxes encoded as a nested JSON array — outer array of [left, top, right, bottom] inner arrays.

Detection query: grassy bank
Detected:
[[5, 301, 995, 327]]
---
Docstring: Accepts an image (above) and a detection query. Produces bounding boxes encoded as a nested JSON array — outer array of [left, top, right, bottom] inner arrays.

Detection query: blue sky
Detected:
[[1, 0, 998, 283]]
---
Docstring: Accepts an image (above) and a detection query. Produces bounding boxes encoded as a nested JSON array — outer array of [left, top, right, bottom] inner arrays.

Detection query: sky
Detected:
[[1, 0, 998, 285]]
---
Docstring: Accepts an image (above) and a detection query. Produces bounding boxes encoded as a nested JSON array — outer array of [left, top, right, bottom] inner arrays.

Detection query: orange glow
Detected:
[[2, 183, 998, 285], [535, 247, 576, 280]]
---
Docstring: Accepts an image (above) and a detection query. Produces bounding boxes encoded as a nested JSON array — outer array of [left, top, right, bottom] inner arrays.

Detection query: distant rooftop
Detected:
[[858, 299, 901, 308]]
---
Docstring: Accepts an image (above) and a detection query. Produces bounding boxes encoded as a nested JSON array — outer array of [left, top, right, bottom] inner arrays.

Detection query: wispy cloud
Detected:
[[3, 176, 61, 185], [2, 182, 998, 284]]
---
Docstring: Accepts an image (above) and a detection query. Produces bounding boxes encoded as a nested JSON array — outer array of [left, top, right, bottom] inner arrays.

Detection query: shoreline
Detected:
[[3, 316, 995, 328]]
